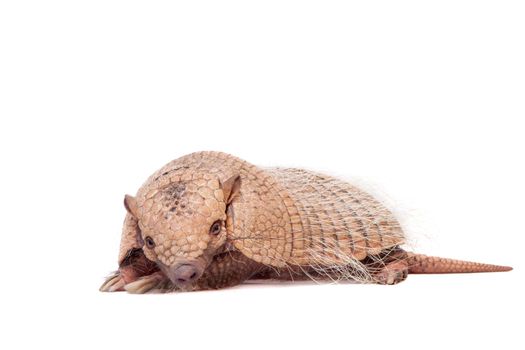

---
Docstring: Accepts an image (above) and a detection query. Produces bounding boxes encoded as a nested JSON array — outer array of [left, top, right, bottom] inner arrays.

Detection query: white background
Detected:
[[0, 1, 523, 349]]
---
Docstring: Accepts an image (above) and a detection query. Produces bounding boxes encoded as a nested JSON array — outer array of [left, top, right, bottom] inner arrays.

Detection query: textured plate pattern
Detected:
[[118, 151, 404, 269], [266, 168, 405, 265]]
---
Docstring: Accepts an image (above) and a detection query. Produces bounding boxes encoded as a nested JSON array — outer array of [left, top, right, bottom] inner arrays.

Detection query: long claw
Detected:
[[100, 272, 122, 292], [108, 278, 126, 292], [125, 273, 166, 294]]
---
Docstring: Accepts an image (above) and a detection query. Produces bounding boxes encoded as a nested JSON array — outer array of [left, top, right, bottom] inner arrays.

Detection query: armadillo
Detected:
[[100, 151, 512, 293]]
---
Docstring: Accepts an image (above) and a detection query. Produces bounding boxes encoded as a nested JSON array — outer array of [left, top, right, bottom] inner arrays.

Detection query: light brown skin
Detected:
[[100, 151, 512, 293]]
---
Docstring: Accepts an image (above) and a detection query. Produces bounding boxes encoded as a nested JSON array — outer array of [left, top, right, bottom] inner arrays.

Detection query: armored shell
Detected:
[[118, 151, 405, 268]]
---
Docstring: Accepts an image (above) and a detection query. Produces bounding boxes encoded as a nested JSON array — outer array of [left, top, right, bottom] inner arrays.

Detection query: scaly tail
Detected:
[[406, 253, 513, 274]]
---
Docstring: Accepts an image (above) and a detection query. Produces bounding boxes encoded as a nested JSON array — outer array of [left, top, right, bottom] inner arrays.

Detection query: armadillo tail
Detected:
[[406, 253, 513, 274]]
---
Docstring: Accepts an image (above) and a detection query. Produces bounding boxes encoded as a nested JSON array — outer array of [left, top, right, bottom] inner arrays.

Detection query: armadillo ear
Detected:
[[221, 175, 241, 205], [124, 195, 139, 218]]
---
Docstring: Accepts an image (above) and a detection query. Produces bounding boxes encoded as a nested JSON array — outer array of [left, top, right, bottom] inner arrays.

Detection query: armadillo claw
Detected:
[[124, 272, 169, 294], [100, 272, 125, 292]]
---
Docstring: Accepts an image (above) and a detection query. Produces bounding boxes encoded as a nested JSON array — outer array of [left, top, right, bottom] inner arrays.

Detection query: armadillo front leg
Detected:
[[100, 248, 159, 292], [125, 250, 266, 293], [101, 213, 160, 292]]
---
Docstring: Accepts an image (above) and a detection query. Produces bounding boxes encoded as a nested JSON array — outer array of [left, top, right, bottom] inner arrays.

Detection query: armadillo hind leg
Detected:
[[362, 247, 409, 285], [372, 260, 409, 285]]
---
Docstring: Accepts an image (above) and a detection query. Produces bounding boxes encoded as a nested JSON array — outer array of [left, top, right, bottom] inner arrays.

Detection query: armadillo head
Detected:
[[124, 174, 241, 289]]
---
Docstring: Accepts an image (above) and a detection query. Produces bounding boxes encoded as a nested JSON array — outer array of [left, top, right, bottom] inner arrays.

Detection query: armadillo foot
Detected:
[[100, 271, 126, 292], [148, 280, 177, 293], [373, 261, 408, 285], [124, 272, 171, 294]]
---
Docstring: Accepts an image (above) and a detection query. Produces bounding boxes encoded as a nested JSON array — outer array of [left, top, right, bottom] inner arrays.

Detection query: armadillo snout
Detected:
[[168, 262, 203, 288]]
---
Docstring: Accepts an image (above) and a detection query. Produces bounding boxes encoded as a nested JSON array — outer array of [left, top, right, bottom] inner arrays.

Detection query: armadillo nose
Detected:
[[169, 263, 201, 287]]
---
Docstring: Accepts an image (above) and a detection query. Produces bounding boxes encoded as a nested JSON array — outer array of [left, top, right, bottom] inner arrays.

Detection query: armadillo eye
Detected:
[[209, 220, 222, 235], [144, 236, 156, 249]]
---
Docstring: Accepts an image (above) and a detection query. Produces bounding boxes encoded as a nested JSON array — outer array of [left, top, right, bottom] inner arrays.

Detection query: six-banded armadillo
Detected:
[[100, 151, 512, 293]]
